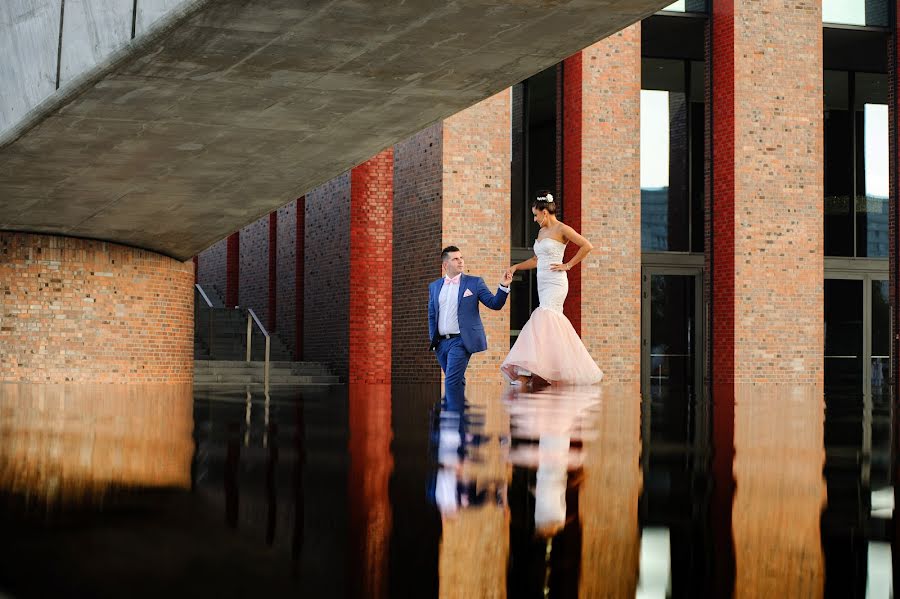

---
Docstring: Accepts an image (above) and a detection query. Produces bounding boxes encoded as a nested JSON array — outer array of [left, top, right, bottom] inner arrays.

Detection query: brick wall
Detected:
[[239, 215, 270, 324], [711, 0, 823, 385], [0, 233, 193, 383], [392, 124, 443, 383], [571, 28, 643, 385], [349, 149, 394, 384], [305, 173, 351, 378], [276, 199, 298, 358], [442, 89, 512, 383], [197, 236, 227, 303]]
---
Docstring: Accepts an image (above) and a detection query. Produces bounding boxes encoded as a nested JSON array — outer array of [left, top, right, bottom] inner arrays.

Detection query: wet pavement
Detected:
[[0, 382, 894, 598]]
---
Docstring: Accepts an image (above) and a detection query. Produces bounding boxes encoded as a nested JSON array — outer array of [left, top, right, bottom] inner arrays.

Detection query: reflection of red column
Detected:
[[562, 51, 582, 335], [349, 150, 394, 383], [710, 384, 736, 598], [226, 232, 240, 308], [348, 383, 393, 599], [296, 196, 305, 361]]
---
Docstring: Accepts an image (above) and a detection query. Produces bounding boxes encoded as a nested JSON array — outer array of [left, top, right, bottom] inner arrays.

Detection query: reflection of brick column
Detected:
[[731, 385, 825, 597], [710, 0, 823, 385], [349, 149, 394, 383], [442, 90, 511, 383], [564, 27, 642, 385], [348, 384, 393, 599], [578, 383, 642, 598]]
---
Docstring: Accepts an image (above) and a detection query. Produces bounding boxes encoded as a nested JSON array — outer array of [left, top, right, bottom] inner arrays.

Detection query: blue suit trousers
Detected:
[[435, 336, 470, 410]]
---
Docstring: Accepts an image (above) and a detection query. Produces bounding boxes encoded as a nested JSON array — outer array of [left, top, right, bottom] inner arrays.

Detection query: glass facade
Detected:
[[640, 59, 704, 253], [824, 70, 889, 258], [822, 0, 888, 27]]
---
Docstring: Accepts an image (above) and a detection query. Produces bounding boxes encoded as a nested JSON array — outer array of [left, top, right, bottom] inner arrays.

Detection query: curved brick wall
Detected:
[[0, 233, 194, 383]]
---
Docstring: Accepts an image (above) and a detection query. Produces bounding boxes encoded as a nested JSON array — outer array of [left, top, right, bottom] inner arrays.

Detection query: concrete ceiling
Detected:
[[0, 0, 667, 260]]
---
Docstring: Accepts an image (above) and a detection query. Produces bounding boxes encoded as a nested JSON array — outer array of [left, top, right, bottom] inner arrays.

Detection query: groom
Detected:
[[428, 246, 513, 403]]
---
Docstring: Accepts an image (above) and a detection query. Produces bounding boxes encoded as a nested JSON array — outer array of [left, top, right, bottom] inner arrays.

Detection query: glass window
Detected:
[[825, 71, 852, 256], [871, 280, 889, 395], [823, 0, 887, 27], [641, 59, 704, 253], [855, 73, 888, 258], [825, 279, 863, 392], [824, 70, 888, 258], [660, 0, 708, 13]]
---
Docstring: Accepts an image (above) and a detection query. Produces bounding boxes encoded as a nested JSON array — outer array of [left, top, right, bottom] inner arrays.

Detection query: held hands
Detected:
[[549, 263, 571, 272], [501, 269, 513, 286]]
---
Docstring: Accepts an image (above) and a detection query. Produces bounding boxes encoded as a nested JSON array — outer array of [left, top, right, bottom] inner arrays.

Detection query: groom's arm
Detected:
[[476, 277, 509, 311]]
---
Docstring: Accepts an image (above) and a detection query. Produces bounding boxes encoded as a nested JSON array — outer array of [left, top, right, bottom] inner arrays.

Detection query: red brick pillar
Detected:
[[563, 27, 642, 385], [225, 232, 240, 308], [348, 150, 394, 383], [710, 0, 823, 386], [442, 90, 512, 383], [268, 212, 277, 332], [0, 233, 194, 384], [296, 196, 305, 361]]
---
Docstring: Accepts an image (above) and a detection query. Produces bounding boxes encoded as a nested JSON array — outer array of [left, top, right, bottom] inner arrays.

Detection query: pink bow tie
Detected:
[[444, 274, 461, 285]]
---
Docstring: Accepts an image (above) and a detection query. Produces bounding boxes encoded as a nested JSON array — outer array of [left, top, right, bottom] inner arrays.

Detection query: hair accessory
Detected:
[[537, 193, 554, 203]]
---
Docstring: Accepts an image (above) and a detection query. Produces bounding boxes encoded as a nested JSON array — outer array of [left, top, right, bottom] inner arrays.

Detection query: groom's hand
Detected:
[[501, 269, 513, 287]]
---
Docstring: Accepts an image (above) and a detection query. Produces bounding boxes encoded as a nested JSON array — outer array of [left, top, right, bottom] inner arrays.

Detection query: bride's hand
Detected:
[[549, 263, 570, 272]]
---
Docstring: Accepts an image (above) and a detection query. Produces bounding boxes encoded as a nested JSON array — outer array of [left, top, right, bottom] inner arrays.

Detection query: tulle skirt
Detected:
[[501, 307, 604, 385]]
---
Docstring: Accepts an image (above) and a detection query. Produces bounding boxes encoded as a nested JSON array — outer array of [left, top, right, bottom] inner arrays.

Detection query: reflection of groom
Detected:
[[428, 246, 512, 402]]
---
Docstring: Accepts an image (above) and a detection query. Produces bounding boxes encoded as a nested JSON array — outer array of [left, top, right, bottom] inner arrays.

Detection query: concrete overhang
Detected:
[[0, 0, 668, 260]]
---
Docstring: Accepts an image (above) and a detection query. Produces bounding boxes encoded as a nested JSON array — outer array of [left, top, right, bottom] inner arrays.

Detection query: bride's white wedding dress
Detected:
[[501, 237, 603, 385]]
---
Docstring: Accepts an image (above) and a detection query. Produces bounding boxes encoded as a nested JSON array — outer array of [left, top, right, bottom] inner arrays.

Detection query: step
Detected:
[[194, 374, 340, 385]]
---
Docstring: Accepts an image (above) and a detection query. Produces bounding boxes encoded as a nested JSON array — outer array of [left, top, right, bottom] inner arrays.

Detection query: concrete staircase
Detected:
[[194, 284, 339, 387], [194, 360, 340, 387]]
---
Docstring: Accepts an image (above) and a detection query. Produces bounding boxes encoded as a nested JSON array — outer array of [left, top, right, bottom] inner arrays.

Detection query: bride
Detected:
[[501, 191, 603, 386]]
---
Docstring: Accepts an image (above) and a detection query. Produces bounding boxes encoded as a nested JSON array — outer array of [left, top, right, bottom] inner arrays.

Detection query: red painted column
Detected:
[[562, 51, 583, 336], [711, 0, 736, 387], [348, 150, 393, 383], [268, 212, 277, 332], [296, 196, 305, 361], [225, 232, 240, 308]]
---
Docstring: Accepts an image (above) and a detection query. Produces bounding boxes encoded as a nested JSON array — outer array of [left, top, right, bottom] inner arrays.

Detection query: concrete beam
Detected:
[[0, 0, 669, 260]]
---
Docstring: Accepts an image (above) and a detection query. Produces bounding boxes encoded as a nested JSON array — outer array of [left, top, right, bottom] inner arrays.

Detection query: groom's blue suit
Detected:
[[428, 274, 508, 404]]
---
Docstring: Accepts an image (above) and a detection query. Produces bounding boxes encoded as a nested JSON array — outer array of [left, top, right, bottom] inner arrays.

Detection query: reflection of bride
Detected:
[[502, 191, 604, 386], [504, 385, 600, 596]]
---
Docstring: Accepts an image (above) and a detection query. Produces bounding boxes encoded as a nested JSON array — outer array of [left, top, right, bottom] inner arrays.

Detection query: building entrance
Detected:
[[641, 265, 704, 398]]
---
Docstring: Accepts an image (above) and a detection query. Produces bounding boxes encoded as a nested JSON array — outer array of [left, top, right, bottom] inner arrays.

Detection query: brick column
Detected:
[[710, 0, 823, 386], [442, 90, 512, 383], [268, 212, 277, 332], [392, 124, 443, 383], [563, 27, 642, 385], [0, 233, 193, 384], [225, 232, 240, 308], [348, 149, 394, 384], [295, 196, 305, 360]]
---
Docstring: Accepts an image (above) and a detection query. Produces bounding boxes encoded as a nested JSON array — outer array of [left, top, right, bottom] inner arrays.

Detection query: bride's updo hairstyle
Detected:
[[532, 189, 557, 214]]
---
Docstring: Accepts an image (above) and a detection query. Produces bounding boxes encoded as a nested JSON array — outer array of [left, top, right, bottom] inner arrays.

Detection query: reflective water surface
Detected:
[[0, 382, 895, 598]]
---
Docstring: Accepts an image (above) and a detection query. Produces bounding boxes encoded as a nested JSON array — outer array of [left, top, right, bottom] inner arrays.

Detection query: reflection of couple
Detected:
[[428, 190, 603, 396]]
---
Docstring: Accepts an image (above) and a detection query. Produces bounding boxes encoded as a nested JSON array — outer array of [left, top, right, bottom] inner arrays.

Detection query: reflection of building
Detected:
[[0, 384, 193, 504], [196, 0, 896, 394]]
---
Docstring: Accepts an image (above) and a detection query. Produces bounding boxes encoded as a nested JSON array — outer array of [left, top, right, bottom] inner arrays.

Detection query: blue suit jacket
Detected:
[[428, 274, 509, 354]]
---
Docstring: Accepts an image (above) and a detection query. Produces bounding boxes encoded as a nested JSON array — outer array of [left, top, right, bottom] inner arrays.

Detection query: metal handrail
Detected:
[[246, 308, 271, 392], [194, 284, 214, 356], [195, 284, 213, 308]]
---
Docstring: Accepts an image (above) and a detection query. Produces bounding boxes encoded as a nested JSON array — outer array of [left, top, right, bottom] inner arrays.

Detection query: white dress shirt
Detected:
[[437, 280, 461, 336]]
